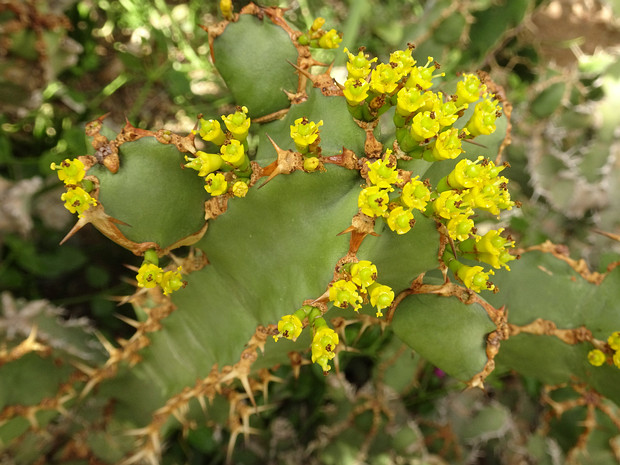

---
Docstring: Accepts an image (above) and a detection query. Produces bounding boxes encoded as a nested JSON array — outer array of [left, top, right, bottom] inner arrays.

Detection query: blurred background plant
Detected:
[[1, 0, 620, 463]]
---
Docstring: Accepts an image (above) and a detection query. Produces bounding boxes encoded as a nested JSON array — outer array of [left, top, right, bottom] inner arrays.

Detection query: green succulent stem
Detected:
[[143, 249, 160, 266], [307, 306, 323, 324]]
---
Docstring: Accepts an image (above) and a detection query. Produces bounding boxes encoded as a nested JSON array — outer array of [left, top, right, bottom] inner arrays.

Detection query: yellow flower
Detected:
[[61, 187, 97, 217], [433, 190, 471, 220], [587, 349, 606, 367], [274, 314, 303, 342], [136, 263, 163, 289], [232, 180, 249, 198], [290, 117, 323, 151], [458, 229, 517, 270], [409, 111, 440, 141], [344, 47, 377, 79], [369, 284, 394, 317], [435, 98, 462, 127], [349, 260, 377, 289], [303, 156, 320, 172], [220, 139, 246, 168], [311, 325, 339, 373], [220, 0, 233, 19], [329, 279, 363, 311], [456, 265, 495, 293], [366, 151, 398, 187], [401, 177, 430, 211], [343, 78, 370, 106], [198, 118, 226, 145], [358, 185, 392, 218], [185, 151, 223, 177], [389, 48, 416, 76], [455, 73, 486, 107], [465, 98, 500, 137], [318, 29, 342, 49], [387, 206, 415, 235], [429, 128, 464, 161], [405, 56, 444, 90], [446, 158, 485, 189], [608, 331, 620, 351], [395, 86, 425, 116], [311, 17, 325, 32], [446, 214, 475, 241], [476, 229, 515, 256], [51, 158, 85, 185], [204, 172, 228, 196], [160, 267, 184, 295], [221, 106, 250, 141], [369, 62, 401, 95]]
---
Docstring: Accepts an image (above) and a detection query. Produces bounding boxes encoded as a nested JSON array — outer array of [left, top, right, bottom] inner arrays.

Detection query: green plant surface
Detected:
[[212, 13, 299, 118], [487, 250, 620, 404], [392, 293, 496, 380], [91, 137, 209, 248]]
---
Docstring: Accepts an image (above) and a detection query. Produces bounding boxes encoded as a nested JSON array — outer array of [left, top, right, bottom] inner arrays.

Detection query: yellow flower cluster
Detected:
[[273, 306, 340, 373], [185, 106, 251, 197], [136, 262, 185, 296], [329, 260, 394, 318], [588, 331, 620, 369], [51, 158, 97, 218], [341, 46, 515, 294], [358, 149, 430, 235], [434, 157, 515, 241], [298, 17, 342, 49], [340, 47, 500, 170], [434, 158, 516, 292]]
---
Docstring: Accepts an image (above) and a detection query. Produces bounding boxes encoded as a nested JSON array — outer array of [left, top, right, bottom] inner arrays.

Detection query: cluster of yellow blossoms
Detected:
[[273, 305, 339, 374], [329, 260, 394, 318], [135, 250, 185, 296], [273, 260, 394, 373], [297, 17, 342, 50], [184, 106, 252, 198], [273, 44, 519, 372], [343, 45, 516, 293], [435, 157, 516, 292], [359, 148, 431, 236], [50, 158, 97, 218], [588, 331, 620, 369], [357, 150, 515, 293]]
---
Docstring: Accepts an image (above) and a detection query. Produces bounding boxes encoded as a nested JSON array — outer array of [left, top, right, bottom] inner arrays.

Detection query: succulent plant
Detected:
[[2, 2, 619, 464]]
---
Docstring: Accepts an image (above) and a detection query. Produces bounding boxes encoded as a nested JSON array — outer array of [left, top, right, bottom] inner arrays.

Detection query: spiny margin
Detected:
[[119, 324, 278, 465], [541, 382, 620, 463], [390, 273, 508, 390]]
